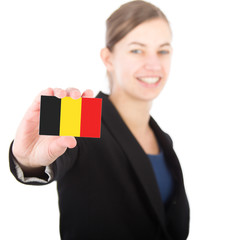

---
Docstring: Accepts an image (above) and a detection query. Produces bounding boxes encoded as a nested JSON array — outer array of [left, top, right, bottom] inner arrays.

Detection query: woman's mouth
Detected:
[[137, 77, 161, 84]]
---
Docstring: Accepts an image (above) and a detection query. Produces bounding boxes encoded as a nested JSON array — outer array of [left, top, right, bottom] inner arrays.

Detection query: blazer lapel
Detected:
[[97, 92, 168, 231], [149, 117, 183, 192]]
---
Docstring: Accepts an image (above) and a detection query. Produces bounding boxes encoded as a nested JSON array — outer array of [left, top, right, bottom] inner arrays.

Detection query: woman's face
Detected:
[[107, 18, 172, 102]]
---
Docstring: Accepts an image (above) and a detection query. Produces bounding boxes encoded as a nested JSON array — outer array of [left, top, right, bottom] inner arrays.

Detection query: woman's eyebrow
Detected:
[[128, 42, 171, 47], [159, 43, 171, 48], [128, 42, 146, 47]]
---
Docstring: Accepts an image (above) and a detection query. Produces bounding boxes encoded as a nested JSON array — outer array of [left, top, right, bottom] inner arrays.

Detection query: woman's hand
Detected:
[[12, 88, 93, 173]]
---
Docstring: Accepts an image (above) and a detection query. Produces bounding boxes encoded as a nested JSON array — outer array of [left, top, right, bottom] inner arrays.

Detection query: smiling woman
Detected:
[[104, 0, 172, 95], [9, 1, 190, 240], [101, 18, 172, 102]]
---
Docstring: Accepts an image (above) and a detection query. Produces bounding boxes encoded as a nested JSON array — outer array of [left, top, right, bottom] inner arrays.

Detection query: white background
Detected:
[[1, 0, 238, 239]]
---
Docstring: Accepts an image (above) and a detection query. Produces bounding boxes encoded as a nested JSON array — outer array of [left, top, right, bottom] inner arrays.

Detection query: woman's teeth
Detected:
[[137, 77, 161, 84]]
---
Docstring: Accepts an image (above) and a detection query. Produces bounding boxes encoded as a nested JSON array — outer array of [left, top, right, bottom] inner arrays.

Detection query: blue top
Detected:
[[148, 149, 174, 204]]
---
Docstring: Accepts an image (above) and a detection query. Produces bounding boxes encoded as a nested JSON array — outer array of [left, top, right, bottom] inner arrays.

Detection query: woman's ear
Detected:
[[100, 48, 114, 71]]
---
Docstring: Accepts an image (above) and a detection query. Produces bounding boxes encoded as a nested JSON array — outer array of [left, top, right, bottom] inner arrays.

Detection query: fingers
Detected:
[[40, 88, 54, 97], [30, 87, 94, 115], [53, 88, 67, 98], [59, 88, 94, 99], [65, 88, 81, 99], [33, 87, 94, 111], [56, 136, 77, 149], [81, 89, 94, 98], [30, 88, 55, 113], [40, 87, 93, 99], [47, 136, 77, 163], [35, 88, 54, 105]]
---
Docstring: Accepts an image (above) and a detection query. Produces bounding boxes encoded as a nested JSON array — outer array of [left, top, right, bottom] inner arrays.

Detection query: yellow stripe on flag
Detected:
[[59, 97, 82, 136]]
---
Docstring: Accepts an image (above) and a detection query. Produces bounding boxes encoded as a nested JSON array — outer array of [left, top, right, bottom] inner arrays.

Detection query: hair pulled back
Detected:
[[106, 0, 170, 51]]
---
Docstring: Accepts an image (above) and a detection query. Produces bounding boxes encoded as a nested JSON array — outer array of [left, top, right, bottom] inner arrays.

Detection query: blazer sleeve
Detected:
[[9, 139, 80, 185]]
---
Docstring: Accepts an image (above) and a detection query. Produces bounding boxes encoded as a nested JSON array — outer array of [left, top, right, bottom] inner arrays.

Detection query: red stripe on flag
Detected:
[[80, 98, 102, 138]]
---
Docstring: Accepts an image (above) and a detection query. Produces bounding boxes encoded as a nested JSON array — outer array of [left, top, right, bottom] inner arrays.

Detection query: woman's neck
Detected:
[[109, 91, 152, 136], [109, 90, 160, 155]]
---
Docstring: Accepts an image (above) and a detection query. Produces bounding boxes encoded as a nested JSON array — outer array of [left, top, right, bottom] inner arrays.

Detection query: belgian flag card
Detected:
[[39, 96, 102, 138]]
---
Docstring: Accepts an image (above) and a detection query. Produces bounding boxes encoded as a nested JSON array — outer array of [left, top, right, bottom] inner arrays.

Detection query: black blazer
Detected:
[[9, 92, 190, 240]]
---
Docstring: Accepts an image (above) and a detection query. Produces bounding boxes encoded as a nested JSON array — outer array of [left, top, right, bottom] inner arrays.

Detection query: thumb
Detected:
[[48, 136, 77, 162]]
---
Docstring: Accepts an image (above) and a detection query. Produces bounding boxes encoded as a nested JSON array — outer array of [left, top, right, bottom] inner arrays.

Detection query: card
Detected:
[[39, 96, 102, 138]]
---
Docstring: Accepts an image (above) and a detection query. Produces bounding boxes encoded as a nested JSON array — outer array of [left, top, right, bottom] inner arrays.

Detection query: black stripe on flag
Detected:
[[39, 96, 61, 136]]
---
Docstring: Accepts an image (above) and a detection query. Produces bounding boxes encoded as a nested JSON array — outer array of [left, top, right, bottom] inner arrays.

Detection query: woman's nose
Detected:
[[144, 55, 162, 71]]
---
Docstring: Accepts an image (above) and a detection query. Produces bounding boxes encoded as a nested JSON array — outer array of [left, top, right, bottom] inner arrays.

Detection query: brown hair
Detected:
[[106, 0, 170, 51], [105, 0, 171, 91]]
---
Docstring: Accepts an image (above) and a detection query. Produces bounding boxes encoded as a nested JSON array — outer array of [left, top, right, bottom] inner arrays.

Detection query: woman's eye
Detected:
[[131, 49, 142, 54], [159, 50, 170, 55]]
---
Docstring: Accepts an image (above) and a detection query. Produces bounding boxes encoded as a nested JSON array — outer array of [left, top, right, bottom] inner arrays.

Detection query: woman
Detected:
[[9, 1, 190, 239]]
